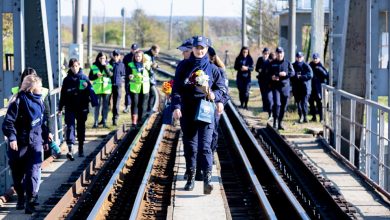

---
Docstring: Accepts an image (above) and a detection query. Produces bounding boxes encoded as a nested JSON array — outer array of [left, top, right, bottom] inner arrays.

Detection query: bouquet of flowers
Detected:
[[162, 80, 174, 96], [186, 70, 209, 89]]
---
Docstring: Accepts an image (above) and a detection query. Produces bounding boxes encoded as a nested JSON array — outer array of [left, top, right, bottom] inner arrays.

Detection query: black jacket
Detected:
[[309, 61, 329, 99], [59, 69, 91, 112], [291, 61, 313, 96]]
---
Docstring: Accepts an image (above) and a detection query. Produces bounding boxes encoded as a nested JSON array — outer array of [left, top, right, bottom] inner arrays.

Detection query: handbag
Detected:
[[194, 99, 215, 124]]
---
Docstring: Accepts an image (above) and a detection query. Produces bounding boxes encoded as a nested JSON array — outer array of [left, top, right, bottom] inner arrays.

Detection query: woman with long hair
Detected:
[[234, 46, 254, 109]]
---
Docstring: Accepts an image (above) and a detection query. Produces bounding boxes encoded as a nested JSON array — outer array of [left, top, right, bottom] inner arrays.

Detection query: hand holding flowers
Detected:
[[186, 70, 215, 100]]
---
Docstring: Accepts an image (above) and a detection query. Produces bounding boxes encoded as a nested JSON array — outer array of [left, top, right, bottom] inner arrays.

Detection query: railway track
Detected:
[[40, 46, 358, 219], [220, 101, 309, 220]]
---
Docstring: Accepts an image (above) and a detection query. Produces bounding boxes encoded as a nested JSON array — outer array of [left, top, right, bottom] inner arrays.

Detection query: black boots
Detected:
[[25, 196, 36, 214], [184, 169, 195, 191], [67, 144, 75, 161], [16, 195, 25, 210], [203, 170, 213, 194], [195, 169, 203, 181], [273, 119, 278, 129]]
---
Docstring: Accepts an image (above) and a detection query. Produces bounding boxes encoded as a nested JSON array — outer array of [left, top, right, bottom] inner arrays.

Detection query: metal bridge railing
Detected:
[[322, 84, 390, 197]]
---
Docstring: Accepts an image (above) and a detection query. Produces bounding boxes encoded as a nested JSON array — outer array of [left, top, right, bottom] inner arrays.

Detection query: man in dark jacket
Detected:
[[291, 52, 313, 123], [269, 47, 295, 130], [109, 50, 125, 125], [309, 53, 329, 122], [122, 43, 139, 113]]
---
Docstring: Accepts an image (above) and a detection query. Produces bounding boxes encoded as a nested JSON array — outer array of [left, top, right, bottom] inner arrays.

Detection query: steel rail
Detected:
[[221, 112, 277, 220], [128, 124, 167, 220], [225, 100, 310, 220], [86, 114, 156, 220]]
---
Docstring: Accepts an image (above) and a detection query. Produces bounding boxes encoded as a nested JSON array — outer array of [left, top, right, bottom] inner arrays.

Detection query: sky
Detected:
[[61, 0, 242, 18]]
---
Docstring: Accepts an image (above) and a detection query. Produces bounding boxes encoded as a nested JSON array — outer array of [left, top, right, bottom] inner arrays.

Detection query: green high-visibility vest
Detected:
[[128, 62, 150, 94], [90, 64, 113, 94], [11, 86, 19, 95]]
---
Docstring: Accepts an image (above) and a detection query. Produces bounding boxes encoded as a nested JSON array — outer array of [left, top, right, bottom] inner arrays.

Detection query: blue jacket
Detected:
[[2, 91, 47, 146], [123, 52, 135, 80], [309, 61, 329, 99], [59, 69, 92, 112], [171, 54, 226, 114], [256, 56, 273, 87], [109, 59, 125, 86], [269, 59, 295, 95], [291, 61, 313, 96]]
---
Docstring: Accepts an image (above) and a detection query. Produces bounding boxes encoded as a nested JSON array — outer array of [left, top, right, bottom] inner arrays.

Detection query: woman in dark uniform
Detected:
[[58, 58, 92, 160], [171, 36, 226, 194], [2, 75, 48, 214], [234, 46, 254, 109]]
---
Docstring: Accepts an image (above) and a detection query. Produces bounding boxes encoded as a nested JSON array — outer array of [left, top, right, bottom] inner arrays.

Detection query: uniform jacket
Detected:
[[255, 56, 272, 87], [234, 56, 254, 81], [109, 59, 125, 86], [309, 61, 329, 99], [291, 61, 313, 96], [123, 52, 135, 79], [2, 91, 48, 147], [270, 59, 295, 95], [171, 54, 226, 115], [59, 69, 91, 112]]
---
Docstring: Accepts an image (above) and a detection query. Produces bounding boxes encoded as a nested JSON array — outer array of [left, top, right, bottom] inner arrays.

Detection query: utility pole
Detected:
[[242, 0, 247, 47], [288, 0, 296, 62], [201, 0, 205, 36], [73, 0, 82, 44], [87, 0, 92, 66], [70, 0, 83, 66], [311, 0, 324, 58], [121, 7, 126, 48], [258, 0, 262, 48], [168, 0, 174, 50]]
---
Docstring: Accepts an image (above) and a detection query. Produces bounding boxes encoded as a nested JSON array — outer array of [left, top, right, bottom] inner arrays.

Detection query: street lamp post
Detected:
[[121, 8, 126, 48]]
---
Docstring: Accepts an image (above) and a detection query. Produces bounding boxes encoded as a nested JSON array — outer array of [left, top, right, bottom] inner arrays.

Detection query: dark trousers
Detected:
[[272, 88, 289, 122], [181, 116, 214, 172], [259, 81, 272, 113], [147, 85, 157, 112], [94, 94, 110, 124], [237, 79, 251, 108], [295, 93, 310, 117], [130, 91, 149, 119], [309, 95, 323, 120], [8, 141, 42, 198], [111, 85, 122, 120], [196, 112, 221, 171], [65, 110, 88, 145], [124, 79, 131, 107]]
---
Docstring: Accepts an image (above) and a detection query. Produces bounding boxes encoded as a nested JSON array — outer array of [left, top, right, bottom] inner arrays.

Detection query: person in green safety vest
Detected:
[[128, 50, 152, 127], [89, 52, 113, 128]]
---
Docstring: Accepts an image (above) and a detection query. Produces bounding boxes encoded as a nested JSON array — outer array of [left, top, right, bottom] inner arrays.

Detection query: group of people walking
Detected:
[[1, 43, 161, 214], [1, 38, 329, 213], [235, 46, 329, 129]]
